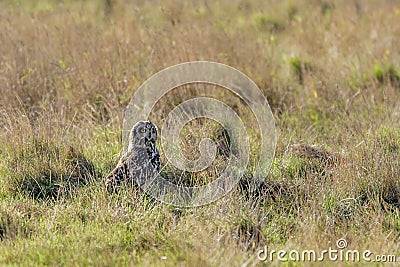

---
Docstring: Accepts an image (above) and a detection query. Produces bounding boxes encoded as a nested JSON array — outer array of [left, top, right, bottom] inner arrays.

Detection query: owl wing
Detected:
[[104, 150, 142, 191]]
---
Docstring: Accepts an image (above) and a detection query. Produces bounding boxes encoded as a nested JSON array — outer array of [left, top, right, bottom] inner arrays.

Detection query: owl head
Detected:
[[128, 121, 158, 150]]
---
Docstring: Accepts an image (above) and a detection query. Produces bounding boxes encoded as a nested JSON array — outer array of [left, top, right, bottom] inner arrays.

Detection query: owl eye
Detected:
[[140, 127, 146, 133]]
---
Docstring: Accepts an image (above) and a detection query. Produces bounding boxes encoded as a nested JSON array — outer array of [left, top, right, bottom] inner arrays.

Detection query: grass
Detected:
[[0, 0, 400, 266]]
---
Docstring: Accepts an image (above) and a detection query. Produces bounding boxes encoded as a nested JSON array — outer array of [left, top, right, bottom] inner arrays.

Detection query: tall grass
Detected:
[[0, 0, 399, 265]]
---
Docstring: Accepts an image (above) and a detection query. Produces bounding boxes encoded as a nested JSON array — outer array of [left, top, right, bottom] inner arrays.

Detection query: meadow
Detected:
[[0, 0, 399, 265]]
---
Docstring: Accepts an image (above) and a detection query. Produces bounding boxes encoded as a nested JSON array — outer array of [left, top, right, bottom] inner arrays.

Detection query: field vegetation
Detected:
[[0, 0, 399, 265]]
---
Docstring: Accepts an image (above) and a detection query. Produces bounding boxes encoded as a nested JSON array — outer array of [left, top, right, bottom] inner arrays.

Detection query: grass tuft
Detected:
[[7, 139, 96, 200]]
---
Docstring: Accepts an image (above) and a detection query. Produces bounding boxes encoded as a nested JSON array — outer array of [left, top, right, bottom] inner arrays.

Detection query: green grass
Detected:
[[1, 0, 400, 266]]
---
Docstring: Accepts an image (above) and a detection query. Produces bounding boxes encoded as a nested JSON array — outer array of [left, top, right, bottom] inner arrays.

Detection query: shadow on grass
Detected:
[[8, 139, 97, 201]]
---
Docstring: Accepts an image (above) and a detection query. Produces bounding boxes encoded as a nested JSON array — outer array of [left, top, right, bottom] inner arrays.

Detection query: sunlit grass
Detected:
[[0, 0, 399, 266]]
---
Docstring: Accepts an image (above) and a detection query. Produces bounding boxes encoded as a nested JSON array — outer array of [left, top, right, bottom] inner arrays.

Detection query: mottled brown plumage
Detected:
[[104, 121, 160, 192]]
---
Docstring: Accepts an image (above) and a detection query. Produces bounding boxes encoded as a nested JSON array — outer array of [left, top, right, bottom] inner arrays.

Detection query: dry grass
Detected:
[[0, 0, 400, 266]]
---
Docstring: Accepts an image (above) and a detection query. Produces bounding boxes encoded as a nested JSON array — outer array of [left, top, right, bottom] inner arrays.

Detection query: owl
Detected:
[[104, 121, 160, 192]]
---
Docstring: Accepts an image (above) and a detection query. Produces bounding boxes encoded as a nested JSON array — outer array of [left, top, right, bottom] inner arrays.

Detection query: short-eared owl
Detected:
[[104, 121, 160, 191]]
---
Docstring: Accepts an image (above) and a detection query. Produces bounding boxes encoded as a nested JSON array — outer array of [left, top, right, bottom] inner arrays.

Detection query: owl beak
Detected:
[[145, 136, 153, 144]]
